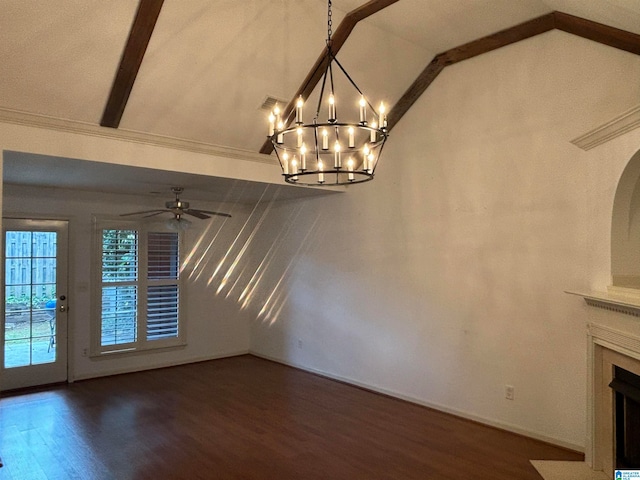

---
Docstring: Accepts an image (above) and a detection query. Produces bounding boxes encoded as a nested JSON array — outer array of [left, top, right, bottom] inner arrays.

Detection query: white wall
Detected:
[[2, 184, 253, 380], [247, 31, 640, 449]]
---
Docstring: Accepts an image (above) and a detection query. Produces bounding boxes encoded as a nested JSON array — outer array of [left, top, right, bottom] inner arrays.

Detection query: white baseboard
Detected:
[[71, 349, 250, 382], [250, 351, 584, 453]]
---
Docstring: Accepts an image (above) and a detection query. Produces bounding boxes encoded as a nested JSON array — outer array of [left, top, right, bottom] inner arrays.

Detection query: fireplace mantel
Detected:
[[568, 289, 640, 477], [568, 289, 640, 358], [566, 289, 640, 318]]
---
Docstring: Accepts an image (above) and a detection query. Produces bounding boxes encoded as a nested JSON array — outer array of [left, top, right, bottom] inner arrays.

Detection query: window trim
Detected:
[[91, 217, 186, 357]]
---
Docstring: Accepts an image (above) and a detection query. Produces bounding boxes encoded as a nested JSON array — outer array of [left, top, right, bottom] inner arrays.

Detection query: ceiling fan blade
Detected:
[[143, 211, 167, 218], [120, 209, 166, 217], [182, 209, 211, 220], [189, 209, 232, 218], [119, 188, 231, 222]]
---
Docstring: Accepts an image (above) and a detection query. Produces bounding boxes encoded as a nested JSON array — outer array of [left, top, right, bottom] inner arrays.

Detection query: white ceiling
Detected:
[[2, 0, 639, 202]]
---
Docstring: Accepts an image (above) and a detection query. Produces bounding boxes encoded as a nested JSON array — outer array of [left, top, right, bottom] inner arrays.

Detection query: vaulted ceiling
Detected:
[[2, 0, 640, 200]]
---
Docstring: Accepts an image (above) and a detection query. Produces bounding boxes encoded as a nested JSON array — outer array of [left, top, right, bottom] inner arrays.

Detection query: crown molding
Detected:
[[571, 105, 640, 151], [0, 107, 276, 165]]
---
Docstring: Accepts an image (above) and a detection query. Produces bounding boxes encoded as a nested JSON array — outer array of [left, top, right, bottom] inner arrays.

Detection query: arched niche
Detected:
[[612, 149, 640, 288]]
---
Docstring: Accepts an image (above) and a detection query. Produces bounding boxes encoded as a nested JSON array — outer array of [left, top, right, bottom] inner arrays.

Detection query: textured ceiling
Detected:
[[1, 0, 639, 202]]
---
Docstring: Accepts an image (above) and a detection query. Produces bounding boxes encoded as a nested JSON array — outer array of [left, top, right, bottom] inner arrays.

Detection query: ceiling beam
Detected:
[[554, 11, 640, 56], [387, 13, 556, 131], [259, 0, 400, 155], [386, 58, 446, 132], [438, 13, 555, 66], [387, 11, 640, 132], [100, 0, 164, 129]]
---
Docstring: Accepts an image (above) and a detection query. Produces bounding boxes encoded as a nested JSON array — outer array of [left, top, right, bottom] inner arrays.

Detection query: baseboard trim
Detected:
[[249, 351, 584, 454], [71, 349, 250, 382]]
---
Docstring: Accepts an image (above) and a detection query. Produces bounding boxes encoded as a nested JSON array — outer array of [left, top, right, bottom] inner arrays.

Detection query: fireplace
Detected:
[[588, 318, 640, 479], [610, 366, 640, 468], [566, 289, 640, 477]]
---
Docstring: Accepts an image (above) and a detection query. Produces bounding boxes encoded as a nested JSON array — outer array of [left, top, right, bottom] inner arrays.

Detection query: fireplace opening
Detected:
[[609, 366, 640, 469]]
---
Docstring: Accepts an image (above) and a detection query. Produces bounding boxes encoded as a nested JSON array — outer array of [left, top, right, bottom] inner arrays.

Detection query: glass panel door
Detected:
[[1, 219, 68, 391]]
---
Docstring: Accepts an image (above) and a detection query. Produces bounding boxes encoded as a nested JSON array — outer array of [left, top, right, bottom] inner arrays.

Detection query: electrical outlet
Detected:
[[505, 385, 515, 400], [82, 348, 88, 357], [297, 339, 303, 349]]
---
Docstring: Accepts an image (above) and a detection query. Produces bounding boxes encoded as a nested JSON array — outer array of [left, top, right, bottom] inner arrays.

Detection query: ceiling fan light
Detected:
[[166, 216, 191, 231]]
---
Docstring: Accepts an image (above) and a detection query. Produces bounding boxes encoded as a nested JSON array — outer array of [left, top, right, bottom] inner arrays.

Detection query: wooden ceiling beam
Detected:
[[553, 11, 640, 56], [259, 0, 400, 155], [438, 13, 556, 66], [386, 58, 446, 132], [387, 11, 640, 132], [387, 14, 557, 130], [100, 0, 164, 128]]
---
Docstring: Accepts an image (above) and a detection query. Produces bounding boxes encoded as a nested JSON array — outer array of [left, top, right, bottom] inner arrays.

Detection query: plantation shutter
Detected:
[[101, 230, 138, 346], [146, 232, 179, 340]]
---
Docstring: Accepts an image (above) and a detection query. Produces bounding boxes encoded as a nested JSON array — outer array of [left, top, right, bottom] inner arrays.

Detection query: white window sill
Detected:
[[90, 341, 187, 360]]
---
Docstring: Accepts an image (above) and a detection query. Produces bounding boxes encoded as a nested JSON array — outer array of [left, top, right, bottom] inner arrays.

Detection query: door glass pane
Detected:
[[31, 333, 54, 365], [4, 231, 57, 368], [4, 339, 30, 368]]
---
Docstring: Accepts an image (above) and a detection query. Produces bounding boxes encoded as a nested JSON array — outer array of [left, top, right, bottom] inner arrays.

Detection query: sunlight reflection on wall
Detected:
[[181, 184, 324, 325]]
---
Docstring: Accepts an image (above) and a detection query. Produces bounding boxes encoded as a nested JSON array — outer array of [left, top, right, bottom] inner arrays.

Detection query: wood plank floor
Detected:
[[0, 355, 582, 479]]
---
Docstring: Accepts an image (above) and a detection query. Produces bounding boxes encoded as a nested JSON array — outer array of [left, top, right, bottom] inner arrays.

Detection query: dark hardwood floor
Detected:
[[0, 355, 582, 479]]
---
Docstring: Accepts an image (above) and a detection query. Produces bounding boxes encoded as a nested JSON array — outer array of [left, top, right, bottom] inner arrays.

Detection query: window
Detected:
[[94, 220, 184, 355]]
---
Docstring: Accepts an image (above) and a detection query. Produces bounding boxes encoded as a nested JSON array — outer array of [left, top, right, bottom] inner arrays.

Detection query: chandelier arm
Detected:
[[330, 53, 377, 113], [283, 105, 296, 127], [328, 48, 335, 90], [329, 57, 338, 121], [313, 127, 320, 162], [372, 134, 388, 173], [315, 47, 332, 121], [328, 53, 336, 110]]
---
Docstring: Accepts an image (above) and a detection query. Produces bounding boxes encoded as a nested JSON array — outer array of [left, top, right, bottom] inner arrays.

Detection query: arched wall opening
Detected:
[[611, 148, 640, 289]]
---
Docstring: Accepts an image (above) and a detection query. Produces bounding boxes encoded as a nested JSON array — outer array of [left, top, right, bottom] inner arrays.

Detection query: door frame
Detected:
[[1, 218, 69, 391]]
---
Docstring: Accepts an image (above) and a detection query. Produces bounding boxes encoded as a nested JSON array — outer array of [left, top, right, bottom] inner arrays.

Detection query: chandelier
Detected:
[[267, 0, 388, 186]]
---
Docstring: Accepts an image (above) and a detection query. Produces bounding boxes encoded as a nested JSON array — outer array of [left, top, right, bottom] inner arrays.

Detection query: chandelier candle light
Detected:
[[267, 0, 388, 186]]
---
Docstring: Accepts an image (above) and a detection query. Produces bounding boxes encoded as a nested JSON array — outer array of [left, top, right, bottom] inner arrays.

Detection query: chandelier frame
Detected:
[[268, 0, 388, 186]]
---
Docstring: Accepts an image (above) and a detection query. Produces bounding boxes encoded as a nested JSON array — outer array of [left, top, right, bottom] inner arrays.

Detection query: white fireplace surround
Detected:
[[571, 290, 640, 478]]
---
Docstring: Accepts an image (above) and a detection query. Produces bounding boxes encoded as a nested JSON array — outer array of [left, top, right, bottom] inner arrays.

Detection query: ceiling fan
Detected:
[[120, 187, 231, 221]]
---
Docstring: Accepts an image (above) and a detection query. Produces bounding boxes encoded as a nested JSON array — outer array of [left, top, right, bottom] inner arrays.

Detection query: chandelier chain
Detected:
[[327, 0, 333, 42]]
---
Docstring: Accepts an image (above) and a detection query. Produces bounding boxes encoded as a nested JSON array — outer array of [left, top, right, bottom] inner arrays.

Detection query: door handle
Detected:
[[58, 295, 67, 312]]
